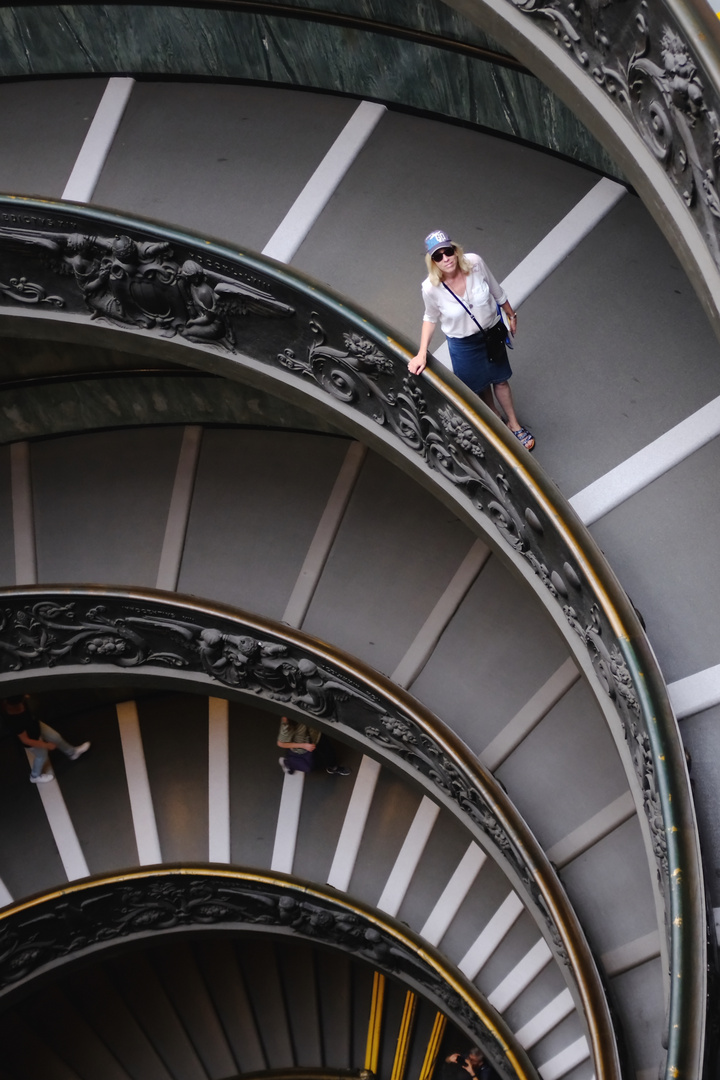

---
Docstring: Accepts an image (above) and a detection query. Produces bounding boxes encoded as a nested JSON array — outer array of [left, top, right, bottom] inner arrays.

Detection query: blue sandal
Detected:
[[511, 426, 535, 452]]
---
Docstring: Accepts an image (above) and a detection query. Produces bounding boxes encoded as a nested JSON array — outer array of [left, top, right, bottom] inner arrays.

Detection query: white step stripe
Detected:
[[515, 989, 575, 1050], [669, 663, 720, 719], [458, 892, 524, 981], [62, 77, 135, 203], [208, 697, 230, 863], [116, 701, 162, 865], [545, 790, 636, 868], [601, 929, 661, 977], [391, 540, 491, 689], [271, 771, 305, 874], [156, 425, 203, 592], [501, 178, 626, 309], [420, 842, 487, 946], [377, 796, 440, 916], [283, 441, 367, 628], [0, 878, 12, 907], [481, 658, 580, 771], [10, 442, 37, 585], [569, 393, 720, 525], [262, 100, 386, 264], [487, 938, 553, 1012], [326, 755, 381, 892], [27, 751, 89, 881], [538, 1036, 591, 1080], [431, 177, 626, 370]]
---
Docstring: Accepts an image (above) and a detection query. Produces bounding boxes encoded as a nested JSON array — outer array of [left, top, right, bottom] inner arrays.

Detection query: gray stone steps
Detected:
[[0, 935, 467, 1080], [0, 70, 702, 1078], [0, 689, 606, 1077], [0, 417, 663, 1072]]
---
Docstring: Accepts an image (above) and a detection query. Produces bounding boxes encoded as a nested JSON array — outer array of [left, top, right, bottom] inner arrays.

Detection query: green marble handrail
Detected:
[[0, 195, 704, 1079], [0, 3, 618, 175]]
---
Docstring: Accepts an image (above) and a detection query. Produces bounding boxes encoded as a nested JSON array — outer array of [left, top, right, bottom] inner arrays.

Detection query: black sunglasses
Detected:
[[431, 246, 455, 262]]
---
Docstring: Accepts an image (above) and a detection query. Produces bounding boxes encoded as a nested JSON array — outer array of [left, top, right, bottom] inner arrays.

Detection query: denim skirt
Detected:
[[447, 328, 512, 395]]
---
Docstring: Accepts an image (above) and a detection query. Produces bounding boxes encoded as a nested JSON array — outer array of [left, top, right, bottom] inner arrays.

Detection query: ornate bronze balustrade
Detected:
[[445, 0, 720, 339], [0, 585, 615, 1079], [0, 868, 535, 1080], [0, 196, 703, 1079]]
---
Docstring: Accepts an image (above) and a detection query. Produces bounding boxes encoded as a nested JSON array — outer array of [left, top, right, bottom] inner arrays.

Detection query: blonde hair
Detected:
[[425, 242, 472, 286]]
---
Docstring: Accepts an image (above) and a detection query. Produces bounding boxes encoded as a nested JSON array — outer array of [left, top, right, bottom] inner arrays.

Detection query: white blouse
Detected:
[[421, 254, 507, 339]]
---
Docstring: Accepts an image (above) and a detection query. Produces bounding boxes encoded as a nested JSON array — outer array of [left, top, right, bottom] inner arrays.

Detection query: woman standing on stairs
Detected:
[[409, 230, 534, 451]]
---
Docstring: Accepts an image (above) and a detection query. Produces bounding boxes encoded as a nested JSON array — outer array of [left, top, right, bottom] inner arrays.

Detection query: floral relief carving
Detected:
[[0, 225, 295, 346], [0, 593, 571, 965], [0, 202, 673, 920], [0, 873, 514, 1076], [507, 0, 720, 266]]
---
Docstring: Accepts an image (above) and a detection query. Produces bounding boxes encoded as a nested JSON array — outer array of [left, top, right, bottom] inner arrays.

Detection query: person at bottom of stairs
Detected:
[[1, 695, 91, 783]]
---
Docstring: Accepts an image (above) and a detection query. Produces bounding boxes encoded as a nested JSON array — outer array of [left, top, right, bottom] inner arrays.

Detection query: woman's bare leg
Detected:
[[492, 380, 521, 431], [480, 386, 503, 419]]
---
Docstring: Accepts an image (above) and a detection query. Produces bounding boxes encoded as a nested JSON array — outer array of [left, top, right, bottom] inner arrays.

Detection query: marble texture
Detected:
[[0, 371, 345, 444], [0, 4, 620, 177]]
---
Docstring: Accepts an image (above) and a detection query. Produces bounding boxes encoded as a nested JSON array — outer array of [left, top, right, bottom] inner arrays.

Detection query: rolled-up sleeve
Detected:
[[422, 282, 440, 324], [478, 257, 507, 306]]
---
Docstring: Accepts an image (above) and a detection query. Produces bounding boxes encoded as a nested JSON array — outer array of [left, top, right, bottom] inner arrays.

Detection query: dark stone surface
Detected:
[[0, 4, 620, 176]]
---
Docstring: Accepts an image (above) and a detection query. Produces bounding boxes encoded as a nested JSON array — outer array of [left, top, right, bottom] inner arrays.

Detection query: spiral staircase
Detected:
[[1, 3, 720, 1080]]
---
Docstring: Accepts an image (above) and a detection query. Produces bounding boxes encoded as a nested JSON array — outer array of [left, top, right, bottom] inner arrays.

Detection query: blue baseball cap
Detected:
[[424, 229, 453, 255]]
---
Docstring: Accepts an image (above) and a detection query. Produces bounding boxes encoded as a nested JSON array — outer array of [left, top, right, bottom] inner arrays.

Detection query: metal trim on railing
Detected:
[[0, 584, 617, 1080], [0, 196, 704, 1079], [0, 868, 538, 1080]]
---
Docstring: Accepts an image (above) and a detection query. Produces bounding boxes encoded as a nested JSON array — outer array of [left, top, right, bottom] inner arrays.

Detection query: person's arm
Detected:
[[17, 731, 55, 750], [409, 319, 437, 374], [500, 299, 517, 336], [277, 739, 317, 751], [479, 256, 518, 335]]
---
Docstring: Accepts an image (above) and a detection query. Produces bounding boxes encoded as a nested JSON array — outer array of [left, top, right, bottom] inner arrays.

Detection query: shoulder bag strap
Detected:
[[441, 280, 485, 334]]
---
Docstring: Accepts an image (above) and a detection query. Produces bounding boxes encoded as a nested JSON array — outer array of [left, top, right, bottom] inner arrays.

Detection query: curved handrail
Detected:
[[0, 585, 617, 1080], [445, 0, 720, 339], [0, 867, 537, 1080], [0, 196, 703, 1079]]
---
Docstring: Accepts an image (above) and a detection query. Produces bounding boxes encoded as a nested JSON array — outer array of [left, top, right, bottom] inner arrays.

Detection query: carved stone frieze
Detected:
[[277, 316, 670, 899], [0, 872, 516, 1077], [0, 592, 569, 970], [0, 198, 675, 933], [505, 0, 720, 266], [0, 223, 294, 347]]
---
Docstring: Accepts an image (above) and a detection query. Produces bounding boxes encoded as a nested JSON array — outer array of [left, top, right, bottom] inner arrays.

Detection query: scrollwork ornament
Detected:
[[0, 873, 515, 1077], [0, 276, 64, 307], [0, 225, 295, 346], [506, 0, 720, 267]]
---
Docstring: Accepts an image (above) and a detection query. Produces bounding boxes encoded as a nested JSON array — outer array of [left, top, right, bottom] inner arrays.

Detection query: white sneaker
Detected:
[[69, 741, 91, 761], [30, 773, 54, 784]]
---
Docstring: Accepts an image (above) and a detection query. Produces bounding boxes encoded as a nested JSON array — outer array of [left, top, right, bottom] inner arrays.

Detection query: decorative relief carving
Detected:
[[0, 873, 513, 1076], [0, 201, 673, 915], [0, 593, 567, 964], [0, 276, 63, 307], [562, 602, 668, 875], [276, 315, 669, 896], [507, 0, 720, 266], [0, 227, 295, 344]]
